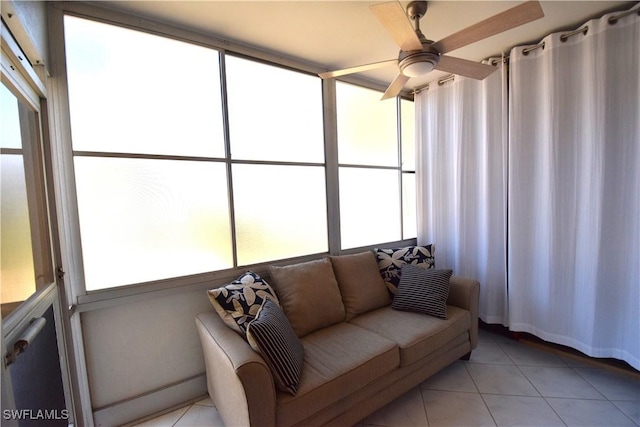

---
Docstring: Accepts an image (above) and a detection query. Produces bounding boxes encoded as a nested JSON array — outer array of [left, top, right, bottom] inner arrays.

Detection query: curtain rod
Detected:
[[414, 5, 639, 93], [522, 24, 588, 55], [413, 74, 454, 93], [516, 5, 639, 56], [608, 6, 640, 24]]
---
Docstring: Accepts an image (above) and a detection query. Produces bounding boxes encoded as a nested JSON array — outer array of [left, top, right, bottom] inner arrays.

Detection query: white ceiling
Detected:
[[97, 0, 635, 89]]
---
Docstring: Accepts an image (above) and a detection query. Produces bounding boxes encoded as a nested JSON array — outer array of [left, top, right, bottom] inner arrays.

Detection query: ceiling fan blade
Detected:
[[370, 2, 423, 52], [432, 0, 544, 54], [381, 73, 411, 100], [318, 59, 397, 79], [435, 55, 497, 80]]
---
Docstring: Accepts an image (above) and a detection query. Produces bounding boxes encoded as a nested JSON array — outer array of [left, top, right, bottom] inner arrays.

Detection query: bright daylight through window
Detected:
[[1, 84, 36, 313], [64, 16, 329, 290], [401, 99, 417, 239], [65, 16, 232, 290], [63, 15, 415, 292], [336, 82, 416, 249], [1, 82, 53, 317], [225, 56, 328, 265]]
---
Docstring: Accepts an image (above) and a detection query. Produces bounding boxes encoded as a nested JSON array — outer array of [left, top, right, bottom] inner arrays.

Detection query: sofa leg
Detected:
[[460, 352, 471, 361]]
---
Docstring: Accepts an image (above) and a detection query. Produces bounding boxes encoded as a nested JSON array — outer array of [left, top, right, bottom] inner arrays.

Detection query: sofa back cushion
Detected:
[[269, 258, 345, 337], [330, 251, 391, 320]]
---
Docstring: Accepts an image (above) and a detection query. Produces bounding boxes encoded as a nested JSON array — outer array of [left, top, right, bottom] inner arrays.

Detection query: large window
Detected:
[[64, 17, 329, 290], [225, 56, 328, 265], [65, 16, 232, 290], [65, 16, 226, 157], [336, 82, 416, 249], [63, 15, 415, 292], [0, 82, 53, 317], [1, 84, 37, 315]]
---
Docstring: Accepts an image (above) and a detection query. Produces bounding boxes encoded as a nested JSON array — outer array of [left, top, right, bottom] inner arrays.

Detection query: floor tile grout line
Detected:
[[490, 332, 639, 426], [462, 358, 499, 426], [499, 338, 628, 403], [568, 365, 609, 400], [513, 360, 546, 399], [542, 395, 640, 427], [478, 334, 571, 426], [498, 333, 640, 379], [492, 336, 604, 403], [610, 400, 640, 427], [171, 404, 192, 427], [417, 385, 431, 427], [462, 360, 482, 395], [539, 395, 569, 426], [493, 339, 520, 367], [477, 393, 499, 427], [566, 368, 640, 426], [571, 366, 624, 402], [167, 397, 218, 426], [476, 334, 570, 426]]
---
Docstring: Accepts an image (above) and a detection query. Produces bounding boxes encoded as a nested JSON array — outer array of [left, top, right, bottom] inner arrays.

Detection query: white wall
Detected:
[[81, 287, 213, 411]]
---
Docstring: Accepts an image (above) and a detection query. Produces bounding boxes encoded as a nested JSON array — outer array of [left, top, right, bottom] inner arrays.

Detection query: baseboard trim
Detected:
[[93, 373, 207, 427]]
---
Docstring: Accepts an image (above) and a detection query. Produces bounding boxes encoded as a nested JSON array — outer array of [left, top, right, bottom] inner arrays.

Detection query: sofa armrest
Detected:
[[196, 312, 276, 427], [448, 276, 480, 349]]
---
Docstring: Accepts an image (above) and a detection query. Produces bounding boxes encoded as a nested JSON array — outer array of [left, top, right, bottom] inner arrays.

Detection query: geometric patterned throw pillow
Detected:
[[207, 271, 280, 336], [375, 245, 435, 295], [246, 299, 304, 395], [392, 265, 452, 319]]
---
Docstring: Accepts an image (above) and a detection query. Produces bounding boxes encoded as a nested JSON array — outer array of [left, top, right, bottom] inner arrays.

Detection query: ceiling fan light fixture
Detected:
[[402, 58, 435, 77], [399, 50, 440, 77]]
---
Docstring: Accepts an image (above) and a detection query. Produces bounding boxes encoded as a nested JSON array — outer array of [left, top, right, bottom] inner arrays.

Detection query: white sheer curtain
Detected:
[[508, 7, 640, 369], [416, 61, 509, 325]]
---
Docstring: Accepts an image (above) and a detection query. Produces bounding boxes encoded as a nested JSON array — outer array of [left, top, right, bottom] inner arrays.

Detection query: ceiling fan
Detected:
[[319, 0, 544, 100]]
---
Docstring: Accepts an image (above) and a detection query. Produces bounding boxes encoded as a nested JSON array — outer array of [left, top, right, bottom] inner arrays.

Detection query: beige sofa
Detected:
[[196, 251, 479, 427]]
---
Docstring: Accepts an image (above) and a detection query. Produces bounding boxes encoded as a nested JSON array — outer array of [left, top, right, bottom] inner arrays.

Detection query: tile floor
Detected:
[[132, 328, 640, 426]]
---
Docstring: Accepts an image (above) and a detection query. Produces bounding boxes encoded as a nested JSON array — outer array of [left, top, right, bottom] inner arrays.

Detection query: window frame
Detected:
[[1, 15, 81, 425], [1, 26, 54, 321], [49, 3, 417, 312]]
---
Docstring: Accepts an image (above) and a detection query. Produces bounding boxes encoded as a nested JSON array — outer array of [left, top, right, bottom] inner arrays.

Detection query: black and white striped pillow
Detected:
[[246, 300, 304, 395], [375, 245, 435, 294], [391, 265, 452, 319]]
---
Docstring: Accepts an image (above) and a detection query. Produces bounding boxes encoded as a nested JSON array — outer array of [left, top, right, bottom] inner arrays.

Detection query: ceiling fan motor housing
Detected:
[[398, 42, 440, 77], [399, 1, 439, 78]]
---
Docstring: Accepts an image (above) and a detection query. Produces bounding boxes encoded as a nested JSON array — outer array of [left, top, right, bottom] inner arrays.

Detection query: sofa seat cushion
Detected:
[[276, 322, 399, 427], [349, 305, 470, 367]]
